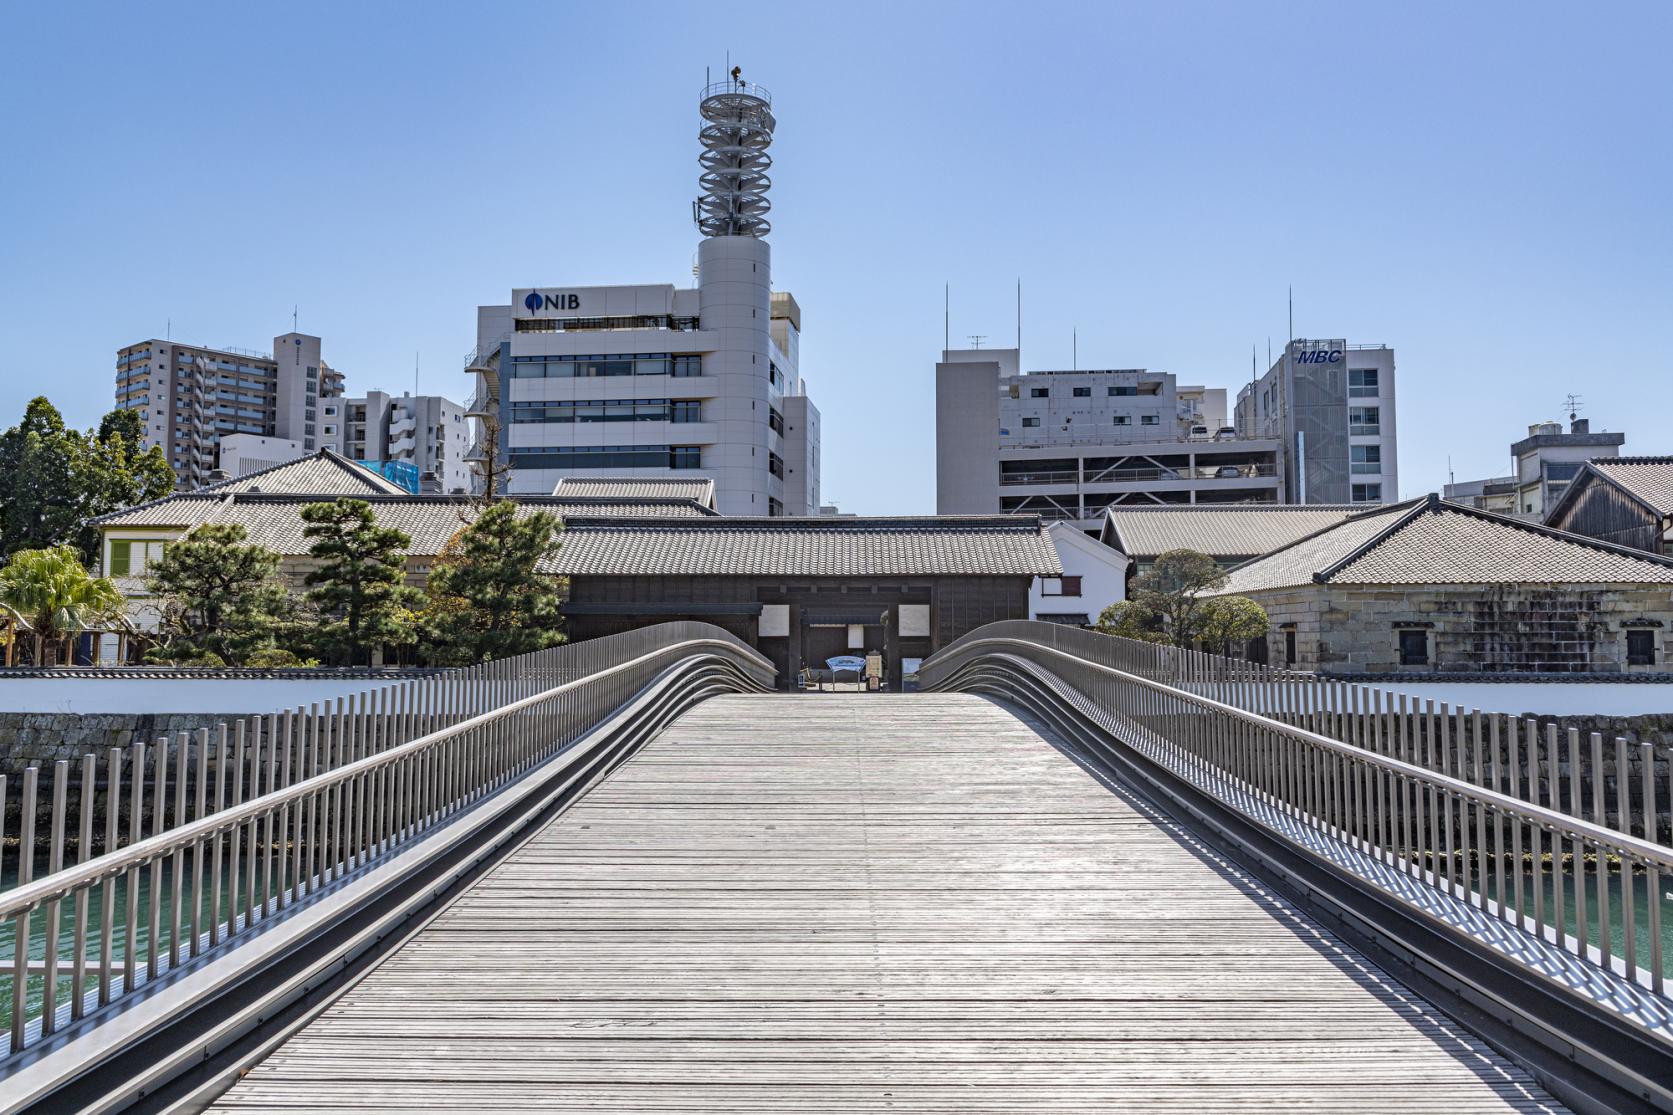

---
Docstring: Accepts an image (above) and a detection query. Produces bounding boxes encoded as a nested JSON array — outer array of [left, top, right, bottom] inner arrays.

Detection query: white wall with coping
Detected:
[[1356, 680, 1673, 717], [0, 678, 399, 715], [1030, 523, 1128, 624]]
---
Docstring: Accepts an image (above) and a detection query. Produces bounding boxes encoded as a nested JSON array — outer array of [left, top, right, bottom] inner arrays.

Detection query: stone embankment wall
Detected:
[[0, 712, 242, 774]]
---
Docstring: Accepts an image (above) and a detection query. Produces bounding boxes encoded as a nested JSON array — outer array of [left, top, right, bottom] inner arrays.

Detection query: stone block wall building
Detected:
[[1213, 495, 1673, 675]]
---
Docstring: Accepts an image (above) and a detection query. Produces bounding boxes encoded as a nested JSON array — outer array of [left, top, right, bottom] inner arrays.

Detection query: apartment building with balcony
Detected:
[[936, 347, 1283, 531], [338, 390, 472, 494], [113, 332, 345, 490], [1232, 339, 1398, 505]]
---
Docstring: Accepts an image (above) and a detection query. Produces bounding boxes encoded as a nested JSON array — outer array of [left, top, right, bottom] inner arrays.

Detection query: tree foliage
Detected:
[[0, 398, 174, 561], [144, 524, 293, 666], [0, 546, 125, 666], [1195, 595, 1270, 654], [422, 501, 566, 664], [1096, 548, 1268, 652], [300, 499, 420, 665]]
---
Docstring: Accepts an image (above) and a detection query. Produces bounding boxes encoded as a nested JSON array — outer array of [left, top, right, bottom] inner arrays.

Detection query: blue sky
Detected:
[[2, 2, 1668, 513]]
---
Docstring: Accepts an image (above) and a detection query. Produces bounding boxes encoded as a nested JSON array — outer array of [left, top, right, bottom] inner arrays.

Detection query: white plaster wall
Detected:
[[1030, 523, 1127, 623], [0, 678, 402, 715]]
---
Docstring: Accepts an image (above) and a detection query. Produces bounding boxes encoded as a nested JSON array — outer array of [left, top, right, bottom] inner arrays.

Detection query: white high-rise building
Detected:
[[338, 391, 473, 494], [466, 77, 820, 515], [113, 332, 344, 490]]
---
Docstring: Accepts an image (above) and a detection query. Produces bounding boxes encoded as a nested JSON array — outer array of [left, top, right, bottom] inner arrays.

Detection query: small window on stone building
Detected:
[[1398, 629, 1429, 666], [1627, 629, 1656, 666]]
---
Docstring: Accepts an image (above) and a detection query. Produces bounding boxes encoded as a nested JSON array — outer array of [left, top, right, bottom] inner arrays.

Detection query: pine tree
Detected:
[[423, 501, 566, 664], [299, 499, 420, 665], [145, 523, 292, 665]]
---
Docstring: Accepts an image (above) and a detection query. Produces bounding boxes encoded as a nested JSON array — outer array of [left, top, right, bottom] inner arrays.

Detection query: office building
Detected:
[[937, 347, 1283, 531], [339, 391, 473, 495], [1233, 340, 1398, 505], [114, 332, 345, 490], [466, 78, 820, 515], [1447, 417, 1625, 521]]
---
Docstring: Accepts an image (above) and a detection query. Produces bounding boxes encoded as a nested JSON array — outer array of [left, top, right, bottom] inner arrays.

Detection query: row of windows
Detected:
[[508, 399, 701, 424], [508, 445, 702, 469], [508, 354, 703, 379], [1030, 385, 1140, 399], [514, 315, 700, 333], [1019, 414, 1160, 428]]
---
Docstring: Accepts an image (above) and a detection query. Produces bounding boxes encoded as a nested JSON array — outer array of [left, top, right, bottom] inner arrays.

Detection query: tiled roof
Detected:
[[550, 476, 717, 507], [1100, 505, 1364, 560], [547, 516, 1062, 578], [198, 449, 410, 496], [94, 494, 710, 557], [1218, 496, 1673, 594], [1580, 457, 1673, 515]]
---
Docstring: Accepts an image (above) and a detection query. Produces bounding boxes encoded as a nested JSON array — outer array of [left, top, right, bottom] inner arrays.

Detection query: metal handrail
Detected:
[[0, 623, 773, 1057], [0, 639, 762, 921], [920, 622, 1673, 1001]]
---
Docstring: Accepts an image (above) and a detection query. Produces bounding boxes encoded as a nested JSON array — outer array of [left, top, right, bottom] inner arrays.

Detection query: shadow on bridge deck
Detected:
[[209, 694, 1563, 1113]]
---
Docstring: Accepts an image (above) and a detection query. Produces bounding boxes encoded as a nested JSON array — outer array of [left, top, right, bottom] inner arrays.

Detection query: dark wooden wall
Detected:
[[1548, 478, 1667, 555]]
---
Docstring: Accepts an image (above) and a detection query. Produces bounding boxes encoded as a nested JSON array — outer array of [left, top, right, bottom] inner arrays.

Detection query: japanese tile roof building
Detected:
[[1212, 495, 1673, 675], [1099, 505, 1364, 568], [550, 476, 718, 509]]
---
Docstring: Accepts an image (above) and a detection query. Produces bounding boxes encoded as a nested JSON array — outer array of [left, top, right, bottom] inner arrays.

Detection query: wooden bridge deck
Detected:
[[211, 694, 1563, 1113]]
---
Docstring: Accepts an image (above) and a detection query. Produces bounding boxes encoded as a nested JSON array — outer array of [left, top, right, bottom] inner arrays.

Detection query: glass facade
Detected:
[[507, 354, 703, 378], [509, 445, 703, 470], [509, 399, 701, 424]]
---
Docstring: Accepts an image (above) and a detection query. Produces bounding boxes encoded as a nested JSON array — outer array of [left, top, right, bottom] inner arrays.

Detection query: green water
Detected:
[[0, 856, 277, 1032]]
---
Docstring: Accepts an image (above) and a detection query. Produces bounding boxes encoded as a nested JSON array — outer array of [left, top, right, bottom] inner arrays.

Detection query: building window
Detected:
[[1627, 629, 1656, 666], [108, 539, 166, 577], [671, 446, 701, 469], [1109, 385, 1136, 397], [1352, 483, 1382, 502], [768, 496, 784, 517], [767, 406, 784, 435], [1351, 444, 1381, 474], [1284, 629, 1296, 667], [672, 400, 702, 423], [1041, 576, 1082, 597], [1348, 406, 1380, 434], [768, 452, 785, 479], [1021, 416, 1041, 427], [1030, 387, 1049, 398], [1113, 415, 1130, 426], [304, 438, 315, 449], [1349, 368, 1379, 397], [1140, 414, 1159, 426], [1072, 386, 1091, 397], [1398, 629, 1429, 666]]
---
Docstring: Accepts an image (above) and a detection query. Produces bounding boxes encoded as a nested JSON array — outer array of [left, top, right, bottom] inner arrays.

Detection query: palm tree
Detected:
[[0, 547, 125, 667]]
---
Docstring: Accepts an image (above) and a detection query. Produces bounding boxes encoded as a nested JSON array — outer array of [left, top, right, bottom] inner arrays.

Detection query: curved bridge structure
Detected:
[[0, 622, 1668, 1112]]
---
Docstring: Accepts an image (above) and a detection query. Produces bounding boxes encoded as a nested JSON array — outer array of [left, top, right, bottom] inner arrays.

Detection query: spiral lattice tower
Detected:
[[696, 80, 775, 238]]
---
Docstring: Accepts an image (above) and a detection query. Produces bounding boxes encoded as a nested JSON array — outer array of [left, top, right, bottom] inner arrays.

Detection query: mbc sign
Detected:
[[1293, 347, 1343, 364]]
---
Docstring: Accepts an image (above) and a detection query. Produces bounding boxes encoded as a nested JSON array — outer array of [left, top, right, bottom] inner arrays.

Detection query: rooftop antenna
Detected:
[[1563, 393, 1584, 422], [943, 283, 949, 360], [967, 335, 986, 350], [166, 317, 171, 341], [414, 351, 420, 398], [292, 305, 298, 332], [1072, 328, 1077, 371], [1016, 279, 1022, 352]]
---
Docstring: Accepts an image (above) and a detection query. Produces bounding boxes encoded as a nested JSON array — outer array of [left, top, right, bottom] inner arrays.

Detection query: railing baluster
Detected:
[[11, 767, 37, 1052]]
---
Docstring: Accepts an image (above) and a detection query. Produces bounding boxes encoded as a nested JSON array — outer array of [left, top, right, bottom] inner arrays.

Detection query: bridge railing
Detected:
[[963, 620, 1672, 828], [920, 621, 1673, 1003], [0, 622, 773, 1059]]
